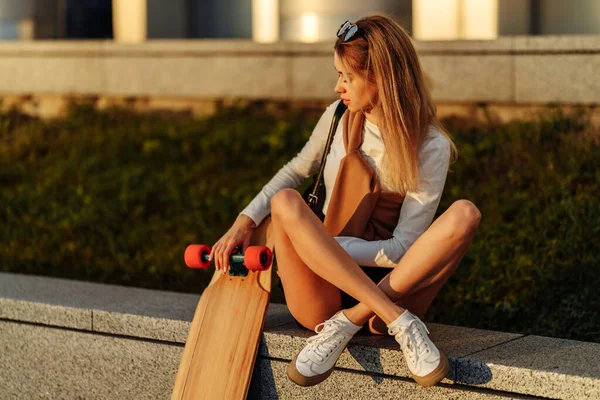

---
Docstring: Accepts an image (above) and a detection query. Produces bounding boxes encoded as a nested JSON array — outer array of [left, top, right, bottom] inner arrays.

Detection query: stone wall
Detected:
[[0, 36, 598, 122]]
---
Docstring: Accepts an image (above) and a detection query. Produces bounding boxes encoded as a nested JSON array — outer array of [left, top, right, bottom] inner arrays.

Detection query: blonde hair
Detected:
[[334, 14, 457, 194]]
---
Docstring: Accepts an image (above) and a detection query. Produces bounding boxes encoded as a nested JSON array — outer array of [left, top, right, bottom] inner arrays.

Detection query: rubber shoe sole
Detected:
[[287, 350, 450, 388], [286, 354, 336, 387], [411, 352, 451, 387]]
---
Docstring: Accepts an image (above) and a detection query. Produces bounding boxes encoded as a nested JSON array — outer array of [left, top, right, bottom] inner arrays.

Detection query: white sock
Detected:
[[387, 310, 415, 329]]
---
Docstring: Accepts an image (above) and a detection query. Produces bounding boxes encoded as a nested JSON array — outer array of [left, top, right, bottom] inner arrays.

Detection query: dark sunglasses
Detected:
[[337, 20, 360, 42]]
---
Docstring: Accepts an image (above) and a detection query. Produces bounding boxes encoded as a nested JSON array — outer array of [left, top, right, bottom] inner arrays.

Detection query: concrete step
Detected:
[[1, 272, 598, 399]]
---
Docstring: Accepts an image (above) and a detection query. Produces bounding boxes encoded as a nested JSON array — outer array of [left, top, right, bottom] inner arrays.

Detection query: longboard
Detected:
[[172, 217, 274, 399]]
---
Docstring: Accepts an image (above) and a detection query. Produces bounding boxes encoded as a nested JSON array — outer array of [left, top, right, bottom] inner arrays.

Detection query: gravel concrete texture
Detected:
[[259, 319, 522, 385], [103, 55, 290, 98], [248, 358, 526, 400], [420, 55, 513, 103], [456, 335, 600, 399], [2, 273, 599, 399], [0, 319, 527, 400], [0, 321, 181, 400], [0, 272, 198, 342], [515, 54, 600, 104], [0, 298, 92, 330]]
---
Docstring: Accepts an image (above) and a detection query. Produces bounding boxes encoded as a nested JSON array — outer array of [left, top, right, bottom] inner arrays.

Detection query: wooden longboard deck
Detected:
[[172, 217, 274, 400]]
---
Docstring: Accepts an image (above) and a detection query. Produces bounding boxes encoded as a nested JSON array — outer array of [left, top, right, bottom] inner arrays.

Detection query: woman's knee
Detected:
[[444, 200, 482, 239], [270, 189, 303, 220]]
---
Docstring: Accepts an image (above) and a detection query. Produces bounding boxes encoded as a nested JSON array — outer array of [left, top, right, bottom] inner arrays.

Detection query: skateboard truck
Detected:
[[229, 246, 250, 277], [184, 244, 273, 277]]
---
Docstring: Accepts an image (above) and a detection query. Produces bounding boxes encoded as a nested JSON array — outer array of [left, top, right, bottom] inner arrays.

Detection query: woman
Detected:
[[209, 15, 481, 388]]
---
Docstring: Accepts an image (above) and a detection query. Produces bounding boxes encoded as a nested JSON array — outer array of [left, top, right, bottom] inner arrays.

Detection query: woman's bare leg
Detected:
[[342, 199, 481, 333], [270, 214, 343, 330], [270, 189, 405, 326]]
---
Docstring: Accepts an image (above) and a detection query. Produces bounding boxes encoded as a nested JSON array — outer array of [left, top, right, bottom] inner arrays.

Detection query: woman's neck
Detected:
[[364, 108, 380, 126]]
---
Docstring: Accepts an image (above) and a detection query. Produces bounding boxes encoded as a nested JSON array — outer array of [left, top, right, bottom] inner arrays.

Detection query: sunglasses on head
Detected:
[[337, 20, 361, 42]]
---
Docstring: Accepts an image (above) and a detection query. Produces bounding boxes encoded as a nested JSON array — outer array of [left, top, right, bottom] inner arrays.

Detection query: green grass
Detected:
[[1, 102, 598, 342], [428, 110, 600, 341]]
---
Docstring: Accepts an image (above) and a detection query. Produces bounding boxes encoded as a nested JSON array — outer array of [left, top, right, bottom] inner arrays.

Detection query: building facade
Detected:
[[0, 0, 599, 41]]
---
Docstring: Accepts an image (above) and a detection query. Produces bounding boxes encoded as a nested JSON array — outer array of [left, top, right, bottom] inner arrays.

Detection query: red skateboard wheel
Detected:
[[184, 244, 211, 269], [244, 246, 273, 271]]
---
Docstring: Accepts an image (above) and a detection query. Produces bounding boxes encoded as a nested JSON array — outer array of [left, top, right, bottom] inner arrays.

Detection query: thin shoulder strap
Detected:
[[306, 101, 347, 208]]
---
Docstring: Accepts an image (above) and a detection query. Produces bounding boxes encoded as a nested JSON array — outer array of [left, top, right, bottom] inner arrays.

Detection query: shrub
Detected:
[[428, 110, 600, 342], [1, 102, 598, 342]]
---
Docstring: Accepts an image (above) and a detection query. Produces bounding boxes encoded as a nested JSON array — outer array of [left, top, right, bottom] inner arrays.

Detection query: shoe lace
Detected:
[[389, 318, 430, 366], [305, 319, 348, 362]]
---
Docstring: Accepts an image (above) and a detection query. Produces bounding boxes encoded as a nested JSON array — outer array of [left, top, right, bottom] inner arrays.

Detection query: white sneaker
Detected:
[[287, 310, 362, 386], [388, 311, 450, 387]]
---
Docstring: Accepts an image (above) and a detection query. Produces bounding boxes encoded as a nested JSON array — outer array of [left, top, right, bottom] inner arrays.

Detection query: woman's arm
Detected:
[[239, 100, 342, 228], [334, 132, 451, 267]]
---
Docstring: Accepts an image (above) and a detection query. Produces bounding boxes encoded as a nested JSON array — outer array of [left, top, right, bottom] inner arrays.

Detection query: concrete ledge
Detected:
[[0, 36, 598, 105], [0, 272, 197, 342], [1, 272, 599, 399]]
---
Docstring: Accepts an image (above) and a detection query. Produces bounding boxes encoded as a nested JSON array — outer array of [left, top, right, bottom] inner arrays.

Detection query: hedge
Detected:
[[1, 101, 598, 342]]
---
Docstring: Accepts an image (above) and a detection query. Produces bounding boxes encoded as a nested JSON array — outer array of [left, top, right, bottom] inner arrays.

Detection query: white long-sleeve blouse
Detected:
[[239, 100, 451, 268]]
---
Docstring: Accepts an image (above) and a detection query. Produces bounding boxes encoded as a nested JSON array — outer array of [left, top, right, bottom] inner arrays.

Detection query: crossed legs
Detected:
[[271, 188, 481, 334]]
